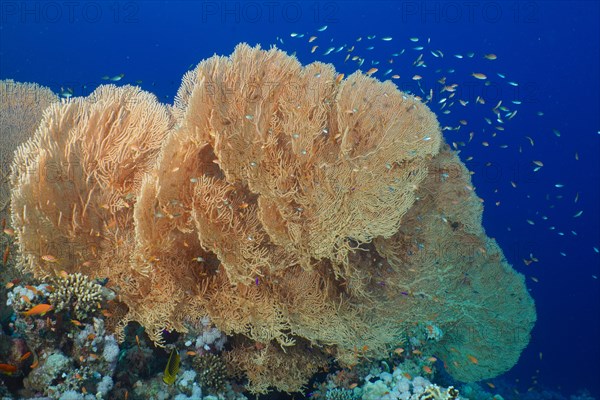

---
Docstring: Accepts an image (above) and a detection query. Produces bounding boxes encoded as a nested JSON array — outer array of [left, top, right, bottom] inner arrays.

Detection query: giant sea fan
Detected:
[[6, 44, 535, 394]]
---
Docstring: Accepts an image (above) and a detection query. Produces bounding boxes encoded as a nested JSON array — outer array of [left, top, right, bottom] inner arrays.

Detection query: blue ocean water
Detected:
[[1, 1, 598, 399]]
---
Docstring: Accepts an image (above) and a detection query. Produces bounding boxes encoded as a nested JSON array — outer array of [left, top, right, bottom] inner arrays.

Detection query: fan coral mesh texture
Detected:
[[10, 84, 174, 278], [373, 148, 536, 381], [8, 44, 536, 393], [0, 80, 57, 228]]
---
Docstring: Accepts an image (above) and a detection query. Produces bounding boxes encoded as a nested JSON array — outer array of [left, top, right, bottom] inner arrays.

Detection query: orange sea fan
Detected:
[[10, 85, 174, 277], [6, 44, 535, 393]]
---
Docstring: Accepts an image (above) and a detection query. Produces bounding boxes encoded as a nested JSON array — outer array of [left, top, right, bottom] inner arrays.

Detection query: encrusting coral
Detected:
[[8, 44, 536, 393]]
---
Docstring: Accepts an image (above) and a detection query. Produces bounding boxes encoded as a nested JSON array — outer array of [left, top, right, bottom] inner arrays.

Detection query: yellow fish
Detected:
[[163, 348, 180, 385]]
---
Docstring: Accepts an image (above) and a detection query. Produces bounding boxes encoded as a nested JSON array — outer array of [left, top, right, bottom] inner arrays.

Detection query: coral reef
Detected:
[[3, 276, 120, 399], [311, 352, 469, 400], [22, 351, 72, 395], [321, 361, 462, 400], [126, 365, 246, 400], [6, 283, 52, 313], [419, 385, 460, 400], [15, 315, 120, 399], [6, 44, 536, 394]]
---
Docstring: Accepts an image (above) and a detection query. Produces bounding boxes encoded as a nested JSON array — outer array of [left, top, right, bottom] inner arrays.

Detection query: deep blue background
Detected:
[[1, 1, 599, 398]]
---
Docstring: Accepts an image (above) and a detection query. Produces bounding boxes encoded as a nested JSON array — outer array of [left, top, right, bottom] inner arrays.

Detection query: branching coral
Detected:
[[48, 272, 104, 320], [419, 385, 460, 400], [7, 44, 535, 393], [174, 44, 441, 287], [193, 353, 228, 393]]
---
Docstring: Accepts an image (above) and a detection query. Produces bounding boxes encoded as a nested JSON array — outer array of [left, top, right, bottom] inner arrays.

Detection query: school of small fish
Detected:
[[278, 26, 599, 380], [279, 27, 597, 269]]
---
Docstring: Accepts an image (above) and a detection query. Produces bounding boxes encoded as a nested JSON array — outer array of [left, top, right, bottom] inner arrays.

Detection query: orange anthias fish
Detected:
[[24, 285, 39, 295], [0, 364, 18, 375], [366, 67, 378, 76], [30, 352, 39, 369], [21, 304, 53, 317], [467, 354, 479, 364], [3, 245, 9, 265], [41, 255, 58, 263]]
